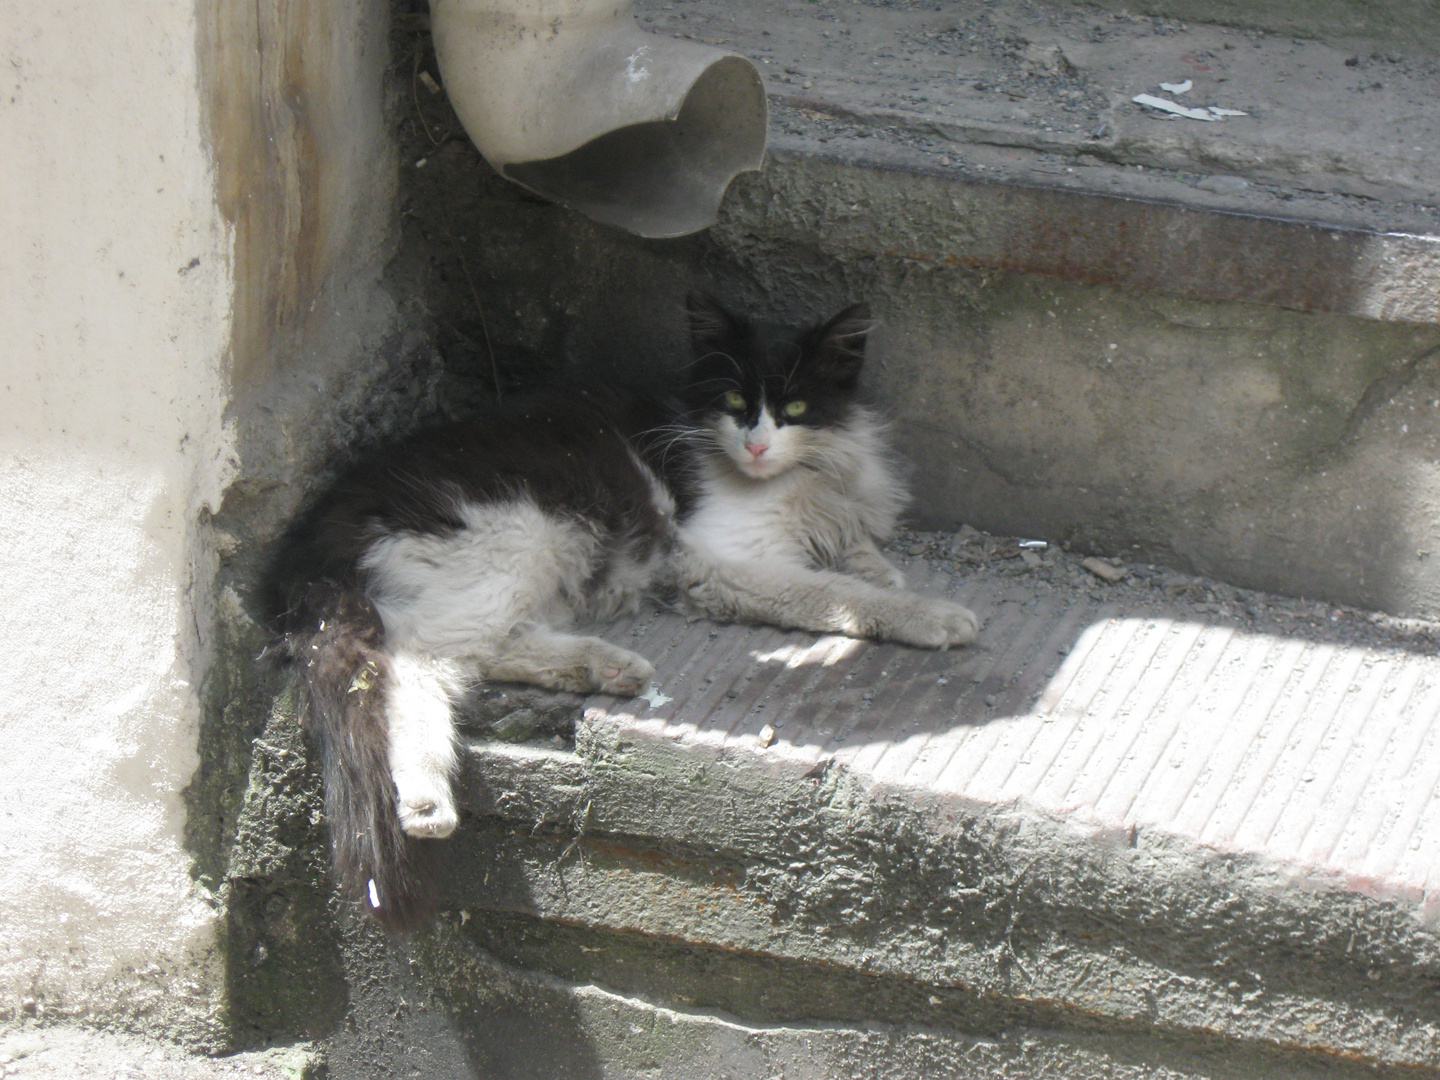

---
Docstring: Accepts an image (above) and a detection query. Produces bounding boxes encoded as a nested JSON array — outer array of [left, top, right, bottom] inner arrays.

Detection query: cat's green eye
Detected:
[[724, 391, 746, 410], [782, 400, 808, 418]]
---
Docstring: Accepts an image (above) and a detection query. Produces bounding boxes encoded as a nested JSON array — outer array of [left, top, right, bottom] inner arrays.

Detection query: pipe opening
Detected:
[[503, 56, 767, 238]]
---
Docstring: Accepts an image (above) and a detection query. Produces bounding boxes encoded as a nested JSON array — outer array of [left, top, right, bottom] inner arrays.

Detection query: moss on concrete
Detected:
[[220, 686, 348, 1047], [178, 566, 346, 1050], [183, 592, 276, 899], [181, 571, 347, 1049]]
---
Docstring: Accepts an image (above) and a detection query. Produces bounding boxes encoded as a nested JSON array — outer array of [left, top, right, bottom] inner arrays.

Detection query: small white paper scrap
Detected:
[[1208, 106, 1248, 116], [1133, 94, 1217, 120], [367, 879, 381, 908], [640, 685, 673, 709], [1160, 79, 1193, 94]]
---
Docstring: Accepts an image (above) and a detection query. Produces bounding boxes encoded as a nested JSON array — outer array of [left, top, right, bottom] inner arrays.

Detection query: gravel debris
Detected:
[[1081, 555, 1127, 582], [884, 527, 1440, 654]]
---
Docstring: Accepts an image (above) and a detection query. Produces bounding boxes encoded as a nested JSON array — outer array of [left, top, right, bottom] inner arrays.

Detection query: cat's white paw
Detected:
[[587, 643, 655, 697], [890, 597, 979, 649], [394, 773, 458, 839]]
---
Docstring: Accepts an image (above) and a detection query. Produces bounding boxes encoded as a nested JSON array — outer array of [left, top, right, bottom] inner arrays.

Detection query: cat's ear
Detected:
[[809, 303, 876, 387], [686, 292, 747, 360]]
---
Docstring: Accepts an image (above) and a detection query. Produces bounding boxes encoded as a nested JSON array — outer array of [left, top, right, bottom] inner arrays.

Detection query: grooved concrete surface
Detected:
[[591, 556, 1440, 911]]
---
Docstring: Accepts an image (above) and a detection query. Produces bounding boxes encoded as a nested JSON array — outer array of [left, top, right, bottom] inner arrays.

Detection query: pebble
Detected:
[[908, 542, 927, 555], [1082, 556, 1127, 582]]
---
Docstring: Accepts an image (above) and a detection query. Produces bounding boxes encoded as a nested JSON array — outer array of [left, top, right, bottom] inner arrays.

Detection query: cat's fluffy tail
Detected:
[[276, 581, 439, 932]]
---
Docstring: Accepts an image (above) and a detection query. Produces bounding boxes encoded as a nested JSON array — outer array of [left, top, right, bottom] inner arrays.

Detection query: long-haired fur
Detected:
[[262, 297, 978, 932], [270, 581, 441, 931]]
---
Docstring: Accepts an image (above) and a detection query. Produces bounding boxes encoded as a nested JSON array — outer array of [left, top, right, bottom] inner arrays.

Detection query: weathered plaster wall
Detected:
[[0, 0, 401, 1042], [0, 0, 236, 1036]]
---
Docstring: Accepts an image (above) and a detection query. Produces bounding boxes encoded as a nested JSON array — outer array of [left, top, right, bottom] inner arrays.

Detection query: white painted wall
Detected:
[[0, 0, 237, 1031], [0, 0, 398, 1035]]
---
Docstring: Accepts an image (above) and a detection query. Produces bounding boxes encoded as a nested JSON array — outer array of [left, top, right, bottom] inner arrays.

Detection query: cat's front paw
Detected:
[[890, 597, 979, 649], [393, 773, 459, 839], [585, 642, 655, 697]]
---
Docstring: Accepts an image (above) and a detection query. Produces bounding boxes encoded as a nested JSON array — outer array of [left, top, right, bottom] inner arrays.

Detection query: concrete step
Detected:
[[431, 532, 1440, 1079], [637, 0, 1440, 324]]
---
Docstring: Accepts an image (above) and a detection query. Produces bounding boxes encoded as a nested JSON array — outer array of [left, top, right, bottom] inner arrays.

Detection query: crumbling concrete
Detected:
[[201, 529, 1440, 1078], [0, 1026, 321, 1080], [417, 918, 1432, 1080]]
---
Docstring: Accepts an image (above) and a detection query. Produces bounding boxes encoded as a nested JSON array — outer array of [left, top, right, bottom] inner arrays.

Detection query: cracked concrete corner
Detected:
[[1340, 340, 1440, 444]]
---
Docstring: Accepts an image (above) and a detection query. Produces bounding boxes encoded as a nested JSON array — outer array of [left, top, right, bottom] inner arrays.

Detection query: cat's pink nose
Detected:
[[745, 440, 768, 457]]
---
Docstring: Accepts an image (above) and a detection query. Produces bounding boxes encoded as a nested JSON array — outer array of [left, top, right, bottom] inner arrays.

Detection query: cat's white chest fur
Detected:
[[680, 411, 905, 569]]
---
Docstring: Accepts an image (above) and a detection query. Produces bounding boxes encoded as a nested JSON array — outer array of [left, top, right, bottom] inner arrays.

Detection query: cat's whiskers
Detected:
[[648, 426, 708, 469], [689, 349, 745, 381], [268, 296, 963, 936], [642, 420, 731, 476], [779, 340, 804, 392]]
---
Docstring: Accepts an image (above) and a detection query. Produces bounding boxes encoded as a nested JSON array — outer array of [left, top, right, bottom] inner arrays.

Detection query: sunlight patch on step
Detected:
[[752, 637, 863, 667], [592, 591, 1440, 906]]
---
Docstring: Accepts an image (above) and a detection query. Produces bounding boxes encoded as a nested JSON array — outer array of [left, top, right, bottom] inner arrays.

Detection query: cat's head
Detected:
[[682, 293, 876, 480]]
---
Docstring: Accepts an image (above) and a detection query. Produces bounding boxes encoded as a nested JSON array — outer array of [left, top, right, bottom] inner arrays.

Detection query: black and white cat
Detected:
[[268, 295, 978, 928]]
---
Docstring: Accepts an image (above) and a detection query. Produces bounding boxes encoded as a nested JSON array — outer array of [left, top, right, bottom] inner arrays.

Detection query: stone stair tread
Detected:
[[573, 547, 1440, 911]]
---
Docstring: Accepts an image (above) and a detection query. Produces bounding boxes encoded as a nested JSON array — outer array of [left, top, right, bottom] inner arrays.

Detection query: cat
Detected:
[[267, 294, 979, 929]]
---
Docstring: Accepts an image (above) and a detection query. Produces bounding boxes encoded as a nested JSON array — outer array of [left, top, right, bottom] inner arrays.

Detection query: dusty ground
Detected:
[[884, 525, 1440, 654], [0, 1027, 317, 1080]]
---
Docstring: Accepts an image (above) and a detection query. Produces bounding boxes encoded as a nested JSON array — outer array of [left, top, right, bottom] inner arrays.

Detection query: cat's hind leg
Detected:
[[483, 626, 655, 696], [385, 651, 465, 838]]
